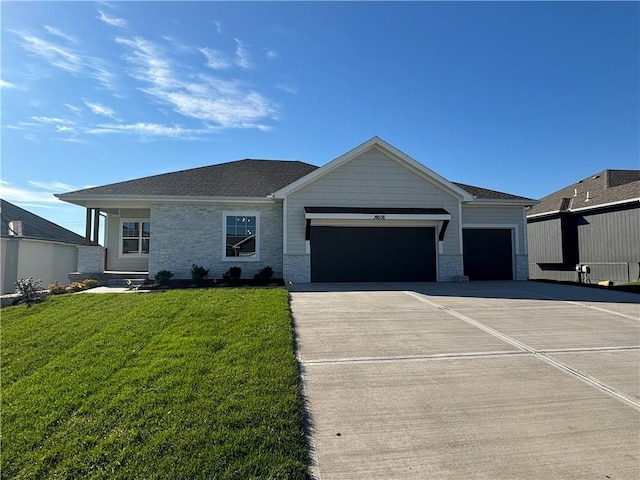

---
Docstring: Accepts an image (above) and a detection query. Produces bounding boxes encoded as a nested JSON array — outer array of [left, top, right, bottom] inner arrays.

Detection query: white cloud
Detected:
[[234, 39, 252, 69], [116, 36, 277, 129], [0, 180, 68, 204], [44, 26, 76, 43], [0, 79, 18, 89], [65, 103, 83, 115], [213, 20, 223, 35], [28, 180, 77, 192], [31, 116, 76, 125], [88, 122, 206, 139], [16, 32, 83, 73], [96, 10, 127, 28], [83, 100, 118, 119], [199, 47, 231, 70], [266, 50, 278, 60]]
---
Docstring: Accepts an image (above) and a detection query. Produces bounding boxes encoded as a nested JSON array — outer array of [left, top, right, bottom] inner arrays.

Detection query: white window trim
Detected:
[[119, 218, 150, 257], [222, 211, 260, 262]]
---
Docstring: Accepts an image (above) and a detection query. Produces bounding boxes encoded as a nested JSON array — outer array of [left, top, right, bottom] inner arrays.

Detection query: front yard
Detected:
[[1, 289, 309, 479]]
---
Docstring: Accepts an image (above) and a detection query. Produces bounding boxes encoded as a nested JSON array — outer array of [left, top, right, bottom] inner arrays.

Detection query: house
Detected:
[[527, 169, 640, 284], [1, 199, 85, 294], [56, 137, 536, 283]]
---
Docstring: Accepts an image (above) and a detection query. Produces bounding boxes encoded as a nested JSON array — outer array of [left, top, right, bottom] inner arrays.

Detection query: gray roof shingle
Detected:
[[453, 182, 536, 202], [1, 199, 85, 244], [527, 169, 640, 217], [61, 159, 319, 198], [58, 158, 534, 203]]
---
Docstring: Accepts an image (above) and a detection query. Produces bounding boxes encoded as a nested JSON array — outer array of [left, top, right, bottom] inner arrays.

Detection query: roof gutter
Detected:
[[54, 193, 279, 208]]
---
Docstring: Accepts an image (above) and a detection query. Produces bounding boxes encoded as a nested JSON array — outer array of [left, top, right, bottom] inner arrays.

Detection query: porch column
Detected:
[[84, 208, 101, 246]]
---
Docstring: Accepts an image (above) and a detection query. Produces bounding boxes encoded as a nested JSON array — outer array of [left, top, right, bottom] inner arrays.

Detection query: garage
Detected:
[[310, 226, 437, 282], [463, 228, 514, 280]]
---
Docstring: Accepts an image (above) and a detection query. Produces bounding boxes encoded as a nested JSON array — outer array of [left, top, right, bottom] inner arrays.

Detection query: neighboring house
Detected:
[[527, 169, 640, 284], [56, 137, 536, 283], [1, 199, 85, 294]]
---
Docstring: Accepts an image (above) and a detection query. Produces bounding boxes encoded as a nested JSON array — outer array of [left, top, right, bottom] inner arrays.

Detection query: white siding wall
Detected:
[[105, 209, 150, 271], [283, 148, 463, 282], [1, 238, 79, 293]]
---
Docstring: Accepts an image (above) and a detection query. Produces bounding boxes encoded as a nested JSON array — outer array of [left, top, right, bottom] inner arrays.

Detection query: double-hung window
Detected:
[[223, 213, 259, 259], [121, 220, 150, 256]]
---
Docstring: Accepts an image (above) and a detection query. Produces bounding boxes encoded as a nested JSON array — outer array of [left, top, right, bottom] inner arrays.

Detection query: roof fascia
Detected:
[[273, 136, 475, 201], [527, 197, 639, 218], [55, 194, 279, 208], [465, 198, 539, 207]]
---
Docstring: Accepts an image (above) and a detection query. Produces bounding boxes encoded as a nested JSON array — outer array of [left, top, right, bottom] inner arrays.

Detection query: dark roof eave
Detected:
[[55, 193, 280, 207]]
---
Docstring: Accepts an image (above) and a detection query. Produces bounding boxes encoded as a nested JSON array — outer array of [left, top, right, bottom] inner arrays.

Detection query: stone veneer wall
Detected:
[[515, 254, 529, 281], [283, 254, 310, 283], [438, 254, 464, 282], [148, 203, 283, 279]]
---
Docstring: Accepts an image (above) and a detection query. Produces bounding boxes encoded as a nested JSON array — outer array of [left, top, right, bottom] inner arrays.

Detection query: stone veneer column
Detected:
[[438, 254, 464, 282], [77, 246, 106, 273], [515, 255, 529, 281], [283, 254, 310, 283]]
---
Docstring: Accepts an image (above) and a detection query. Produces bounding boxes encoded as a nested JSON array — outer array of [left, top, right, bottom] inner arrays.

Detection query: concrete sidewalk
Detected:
[[290, 281, 640, 479]]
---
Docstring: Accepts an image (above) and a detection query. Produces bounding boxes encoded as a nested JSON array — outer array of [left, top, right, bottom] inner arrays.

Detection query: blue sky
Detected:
[[1, 1, 638, 235]]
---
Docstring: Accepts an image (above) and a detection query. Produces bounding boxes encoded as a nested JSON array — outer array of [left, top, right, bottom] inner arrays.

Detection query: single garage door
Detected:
[[310, 226, 436, 282], [463, 228, 513, 280]]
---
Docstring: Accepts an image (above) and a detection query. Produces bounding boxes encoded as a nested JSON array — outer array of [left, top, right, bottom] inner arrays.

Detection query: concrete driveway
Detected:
[[289, 281, 640, 480]]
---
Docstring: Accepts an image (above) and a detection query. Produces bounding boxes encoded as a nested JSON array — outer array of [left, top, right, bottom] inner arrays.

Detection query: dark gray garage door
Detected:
[[310, 226, 436, 282], [463, 228, 513, 280]]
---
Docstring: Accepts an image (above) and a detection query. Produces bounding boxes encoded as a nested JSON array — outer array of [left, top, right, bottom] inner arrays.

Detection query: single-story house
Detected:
[[1, 199, 85, 294], [527, 169, 640, 284], [56, 137, 536, 283]]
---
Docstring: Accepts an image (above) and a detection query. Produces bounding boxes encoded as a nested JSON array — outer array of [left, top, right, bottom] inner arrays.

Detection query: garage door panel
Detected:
[[311, 227, 436, 282], [463, 229, 513, 280]]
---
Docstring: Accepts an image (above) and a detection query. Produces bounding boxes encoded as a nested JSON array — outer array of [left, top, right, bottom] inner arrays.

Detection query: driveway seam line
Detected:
[[403, 290, 640, 411], [522, 290, 640, 321]]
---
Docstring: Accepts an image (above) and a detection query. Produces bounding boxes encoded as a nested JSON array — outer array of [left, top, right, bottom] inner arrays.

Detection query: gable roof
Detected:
[[0, 199, 85, 244], [274, 136, 476, 201], [55, 139, 535, 206], [57, 159, 319, 205], [527, 169, 640, 218]]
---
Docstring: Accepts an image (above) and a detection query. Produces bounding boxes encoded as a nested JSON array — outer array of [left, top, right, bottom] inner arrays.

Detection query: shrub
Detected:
[[223, 266, 242, 282], [154, 269, 174, 286], [191, 264, 209, 285], [254, 266, 274, 284], [67, 282, 86, 293], [15, 278, 43, 304], [82, 279, 99, 290], [48, 282, 68, 295]]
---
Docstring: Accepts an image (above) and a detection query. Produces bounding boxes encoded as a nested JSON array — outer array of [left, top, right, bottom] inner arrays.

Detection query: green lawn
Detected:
[[1, 289, 309, 479]]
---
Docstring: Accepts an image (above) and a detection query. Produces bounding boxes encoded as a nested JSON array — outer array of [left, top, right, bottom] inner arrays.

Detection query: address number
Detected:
[[373, 215, 386, 220]]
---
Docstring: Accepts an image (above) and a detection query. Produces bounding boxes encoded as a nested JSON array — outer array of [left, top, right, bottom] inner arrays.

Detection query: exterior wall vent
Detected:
[[8, 220, 23, 237]]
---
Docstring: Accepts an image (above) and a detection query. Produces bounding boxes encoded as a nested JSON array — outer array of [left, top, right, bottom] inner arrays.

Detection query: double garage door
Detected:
[[310, 226, 437, 282], [309, 226, 514, 282]]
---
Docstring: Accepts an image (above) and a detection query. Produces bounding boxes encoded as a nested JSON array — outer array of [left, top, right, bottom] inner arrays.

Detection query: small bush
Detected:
[[154, 269, 174, 286], [48, 282, 68, 295], [67, 282, 86, 293], [15, 278, 43, 303], [191, 264, 209, 285], [254, 266, 274, 284], [223, 266, 242, 282], [82, 279, 99, 290]]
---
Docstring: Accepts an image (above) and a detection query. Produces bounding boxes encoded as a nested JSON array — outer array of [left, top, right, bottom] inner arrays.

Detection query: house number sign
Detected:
[[373, 215, 386, 220]]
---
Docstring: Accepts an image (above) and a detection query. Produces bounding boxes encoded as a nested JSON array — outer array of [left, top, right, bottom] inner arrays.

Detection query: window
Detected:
[[121, 220, 150, 255], [224, 213, 258, 259]]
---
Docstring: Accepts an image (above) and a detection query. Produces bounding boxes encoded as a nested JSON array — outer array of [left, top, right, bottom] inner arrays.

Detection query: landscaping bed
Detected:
[[1, 289, 309, 479]]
